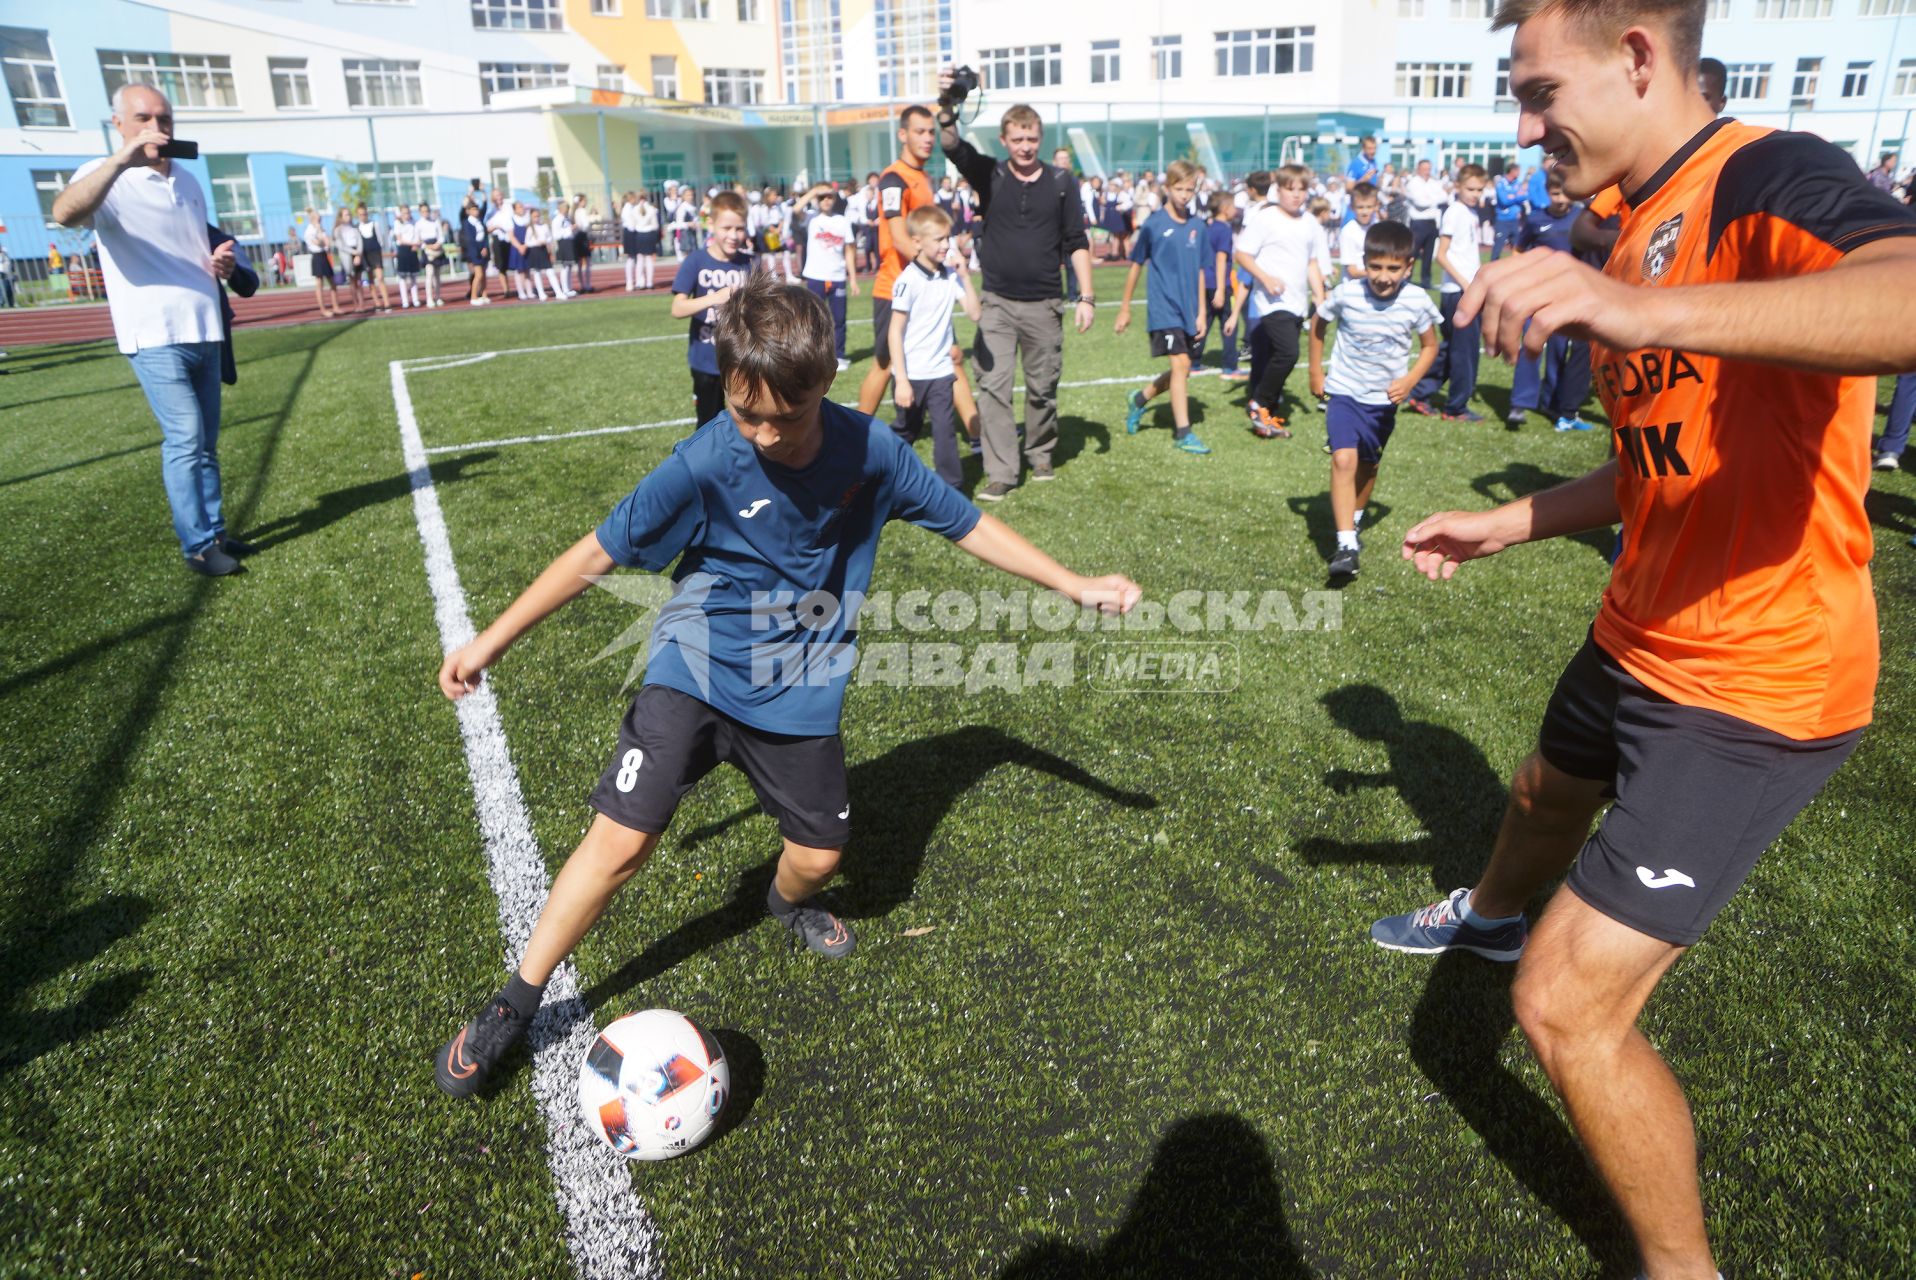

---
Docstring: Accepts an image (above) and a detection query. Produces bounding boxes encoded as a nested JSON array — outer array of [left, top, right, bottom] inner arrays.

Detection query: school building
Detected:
[[2, 0, 1910, 268]]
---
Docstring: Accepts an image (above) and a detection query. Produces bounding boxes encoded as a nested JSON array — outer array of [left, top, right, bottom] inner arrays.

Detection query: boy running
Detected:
[[1117, 161, 1213, 455], [434, 275, 1141, 1096], [888, 206, 981, 487], [1378, 2, 1916, 1276], [1308, 219, 1440, 579], [670, 191, 754, 428]]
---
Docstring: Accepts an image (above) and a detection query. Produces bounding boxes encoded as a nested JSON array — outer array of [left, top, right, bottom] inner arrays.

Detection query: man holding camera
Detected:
[[938, 69, 1095, 500], [55, 83, 253, 577]]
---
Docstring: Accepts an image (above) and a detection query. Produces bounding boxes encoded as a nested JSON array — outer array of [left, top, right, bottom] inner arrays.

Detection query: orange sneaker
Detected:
[[1250, 406, 1291, 440]]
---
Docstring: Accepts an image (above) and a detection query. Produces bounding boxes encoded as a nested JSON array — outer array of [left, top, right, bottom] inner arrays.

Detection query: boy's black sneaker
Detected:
[[1328, 547, 1360, 578], [434, 992, 531, 1097], [977, 481, 1015, 502], [779, 905, 857, 959]]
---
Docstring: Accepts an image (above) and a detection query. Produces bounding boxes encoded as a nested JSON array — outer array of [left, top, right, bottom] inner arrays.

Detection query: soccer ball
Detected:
[[578, 1009, 730, 1162]]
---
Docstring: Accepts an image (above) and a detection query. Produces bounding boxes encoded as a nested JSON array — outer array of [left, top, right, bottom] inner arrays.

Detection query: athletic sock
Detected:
[[1172, 426, 1191, 441], [1336, 530, 1360, 551], [1461, 890, 1525, 927], [766, 882, 801, 921], [502, 971, 546, 1019], [1352, 509, 1365, 530]]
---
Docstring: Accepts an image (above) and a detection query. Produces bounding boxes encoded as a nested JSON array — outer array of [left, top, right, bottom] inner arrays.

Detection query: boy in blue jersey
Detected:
[[1504, 175, 1595, 432], [1197, 191, 1243, 379], [1115, 161, 1213, 455], [1308, 219, 1440, 579], [670, 190, 754, 429], [432, 274, 1142, 1096]]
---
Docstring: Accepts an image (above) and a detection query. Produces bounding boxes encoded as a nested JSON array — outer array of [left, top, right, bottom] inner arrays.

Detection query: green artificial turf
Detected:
[[1, 266, 1912, 1279]]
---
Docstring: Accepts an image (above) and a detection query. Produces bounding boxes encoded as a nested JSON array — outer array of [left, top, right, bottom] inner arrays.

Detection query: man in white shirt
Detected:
[[53, 83, 251, 577], [1402, 158, 1447, 287], [1405, 162, 1488, 422], [1232, 163, 1331, 436]]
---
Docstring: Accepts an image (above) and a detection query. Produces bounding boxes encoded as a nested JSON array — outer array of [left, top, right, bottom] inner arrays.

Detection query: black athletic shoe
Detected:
[[434, 992, 530, 1097], [1329, 547, 1360, 578], [219, 534, 259, 557], [187, 545, 244, 577], [778, 904, 857, 959]]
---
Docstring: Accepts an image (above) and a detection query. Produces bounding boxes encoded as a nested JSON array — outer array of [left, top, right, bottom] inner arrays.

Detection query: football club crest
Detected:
[[1641, 213, 1684, 283]]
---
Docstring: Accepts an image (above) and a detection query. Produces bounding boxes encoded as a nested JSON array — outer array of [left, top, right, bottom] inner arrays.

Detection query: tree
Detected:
[[333, 165, 376, 211]]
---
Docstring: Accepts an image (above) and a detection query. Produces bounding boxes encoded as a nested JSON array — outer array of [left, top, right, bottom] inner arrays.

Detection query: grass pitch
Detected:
[[2, 268, 1913, 1278]]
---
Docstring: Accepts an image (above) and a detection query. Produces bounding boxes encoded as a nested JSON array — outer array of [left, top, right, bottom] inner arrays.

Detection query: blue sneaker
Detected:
[[1554, 416, 1595, 432], [1370, 888, 1527, 961], [1124, 389, 1148, 434], [1173, 432, 1212, 455]]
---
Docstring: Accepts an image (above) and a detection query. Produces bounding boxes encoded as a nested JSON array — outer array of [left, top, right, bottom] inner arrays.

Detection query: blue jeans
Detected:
[[1880, 373, 1916, 458], [805, 278, 848, 359], [129, 341, 225, 558], [1411, 292, 1480, 415], [1490, 223, 1520, 261], [1511, 332, 1593, 419]]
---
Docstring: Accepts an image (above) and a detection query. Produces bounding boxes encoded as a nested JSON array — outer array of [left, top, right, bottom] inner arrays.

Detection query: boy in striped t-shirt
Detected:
[[1307, 218, 1440, 578]]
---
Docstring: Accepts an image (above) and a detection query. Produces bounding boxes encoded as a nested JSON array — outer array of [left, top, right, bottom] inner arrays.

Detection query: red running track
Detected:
[[0, 277, 670, 350]]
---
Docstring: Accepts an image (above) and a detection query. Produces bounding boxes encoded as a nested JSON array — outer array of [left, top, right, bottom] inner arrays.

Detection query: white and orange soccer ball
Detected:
[[578, 1009, 730, 1161]]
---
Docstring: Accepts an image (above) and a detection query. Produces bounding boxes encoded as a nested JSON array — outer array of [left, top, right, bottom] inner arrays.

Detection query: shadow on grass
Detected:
[[0, 438, 161, 490], [1054, 414, 1110, 469], [1864, 486, 1916, 540], [0, 319, 361, 1096], [580, 726, 1156, 1009], [1471, 463, 1616, 561], [1285, 494, 1395, 561], [237, 449, 498, 553], [997, 1113, 1312, 1279], [1411, 954, 1635, 1278]]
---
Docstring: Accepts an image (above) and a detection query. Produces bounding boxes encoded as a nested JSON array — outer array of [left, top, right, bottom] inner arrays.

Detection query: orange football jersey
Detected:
[[1590, 118, 1916, 739], [873, 159, 935, 300]]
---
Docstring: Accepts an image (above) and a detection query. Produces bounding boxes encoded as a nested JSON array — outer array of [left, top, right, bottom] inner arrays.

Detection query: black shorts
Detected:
[[691, 369, 725, 428], [588, 685, 852, 848], [1541, 632, 1862, 946], [871, 298, 894, 368], [1149, 327, 1194, 358]]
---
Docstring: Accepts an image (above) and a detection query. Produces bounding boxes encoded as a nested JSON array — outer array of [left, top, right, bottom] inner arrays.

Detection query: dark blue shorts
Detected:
[[1325, 395, 1397, 463]]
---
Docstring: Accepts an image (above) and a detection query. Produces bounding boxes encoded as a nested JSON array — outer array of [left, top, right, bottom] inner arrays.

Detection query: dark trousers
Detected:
[[1511, 332, 1593, 419], [806, 278, 848, 359], [1061, 265, 1080, 302], [1410, 219, 1439, 286], [692, 369, 725, 428], [1249, 312, 1303, 411], [895, 374, 962, 487], [1411, 291, 1481, 415], [1191, 294, 1239, 372], [1881, 372, 1916, 458]]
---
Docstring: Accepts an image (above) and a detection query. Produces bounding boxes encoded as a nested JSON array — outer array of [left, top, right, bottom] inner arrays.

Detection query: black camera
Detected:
[[158, 139, 199, 160], [939, 66, 978, 110]]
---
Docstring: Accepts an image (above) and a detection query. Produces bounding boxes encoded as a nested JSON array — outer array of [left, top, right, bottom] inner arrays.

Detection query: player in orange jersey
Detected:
[[1373, 3, 1916, 1278]]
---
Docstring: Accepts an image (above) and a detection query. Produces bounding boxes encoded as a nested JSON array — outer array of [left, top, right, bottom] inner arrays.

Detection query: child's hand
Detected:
[[439, 637, 502, 701], [1114, 303, 1131, 334], [1193, 317, 1208, 345], [1310, 368, 1327, 399], [1073, 574, 1143, 616], [894, 380, 913, 410], [848, 279, 860, 297], [1386, 375, 1415, 404], [1213, 287, 1227, 311], [707, 285, 733, 309], [1223, 313, 1237, 337]]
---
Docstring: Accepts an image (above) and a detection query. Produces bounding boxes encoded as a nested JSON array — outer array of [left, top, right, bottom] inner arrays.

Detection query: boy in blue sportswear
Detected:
[[1505, 174, 1595, 432], [433, 274, 1141, 1096], [1115, 161, 1213, 455]]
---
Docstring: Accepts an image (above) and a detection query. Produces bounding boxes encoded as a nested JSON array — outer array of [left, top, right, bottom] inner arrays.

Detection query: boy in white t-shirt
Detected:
[[1337, 182, 1382, 283], [795, 183, 859, 371], [1405, 163, 1488, 422], [1233, 164, 1331, 438], [888, 205, 981, 488]]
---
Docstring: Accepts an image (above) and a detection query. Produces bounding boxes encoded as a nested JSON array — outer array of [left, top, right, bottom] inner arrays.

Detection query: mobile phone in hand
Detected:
[[158, 139, 199, 160]]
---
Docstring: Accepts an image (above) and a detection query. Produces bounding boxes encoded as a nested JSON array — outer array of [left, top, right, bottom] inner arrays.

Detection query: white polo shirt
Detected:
[[1237, 202, 1332, 321], [73, 157, 221, 356]]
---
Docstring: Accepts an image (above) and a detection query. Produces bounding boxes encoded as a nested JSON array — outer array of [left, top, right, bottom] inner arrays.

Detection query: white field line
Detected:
[[392, 360, 661, 1280], [419, 369, 1222, 456]]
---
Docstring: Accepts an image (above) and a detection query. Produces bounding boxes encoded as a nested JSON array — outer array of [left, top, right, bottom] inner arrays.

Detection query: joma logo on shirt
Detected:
[[1595, 348, 1703, 404], [1615, 422, 1692, 478]]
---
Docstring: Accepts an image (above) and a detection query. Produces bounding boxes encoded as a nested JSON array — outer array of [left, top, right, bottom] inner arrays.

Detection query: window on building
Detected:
[[99, 50, 239, 110], [1791, 56, 1820, 103], [1495, 55, 1511, 99], [738, 0, 762, 17], [1862, 0, 1912, 13], [1841, 61, 1871, 98], [287, 165, 330, 213], [1755, 0, 1831, 15], [479, 61, 570, 103], [1448, 0, 1493, 17], [207, 156, 259, 236], [781, 0, 843, 103], [1897, 57, 1916, 96], [1090, 39, 1119, 85], [32, 169, 73, 228], [1706, 0, 1732, 15], [535, 156, 558, 194], [1396, 60, 1471, 98], [874, 0, 950, 101], [343, 59, 424, 108], [2, 28, 69, 128], [1150, 35, 1182, 81], [1398, 0, 1425, 15], [596, 63, 624, 90], [489, 157, 510, 190], [370, 161, 435, 207], [591, 0, 620, 12], [1213, 28, 1315, 78], [703, 67, 764, 104], [651, 55, 679, 98], [1724, 62, 1771, 100], [471, 0, 565, 30], [711, 151, 740, 183], [269, 57, 312, 109], [979, 44, 1062, 91], [646, 0, 709, 16]]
